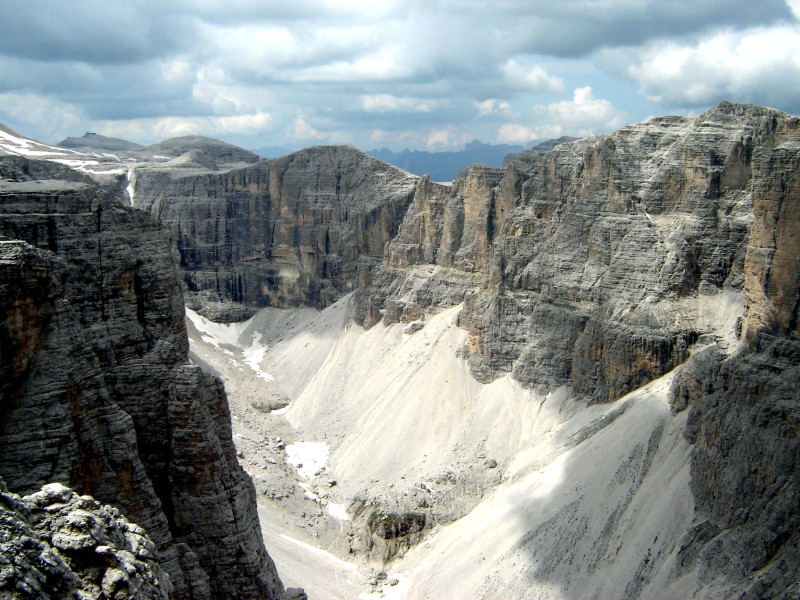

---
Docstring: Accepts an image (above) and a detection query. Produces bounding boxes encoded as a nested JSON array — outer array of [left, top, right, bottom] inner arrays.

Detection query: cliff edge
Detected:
[[0, 155, 284, 599]]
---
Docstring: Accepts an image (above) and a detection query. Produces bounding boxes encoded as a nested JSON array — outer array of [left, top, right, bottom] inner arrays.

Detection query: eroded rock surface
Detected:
[[2, 102, 799, 599], [131, 144, 417, 316], [667, 122, 800, 599], [0, 156, 284, 599], [361, 103, 800, 404], [0, 479, 170, 599]]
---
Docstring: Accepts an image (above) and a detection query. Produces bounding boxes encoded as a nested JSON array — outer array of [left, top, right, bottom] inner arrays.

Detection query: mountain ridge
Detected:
[[0, 101, 798, 599]]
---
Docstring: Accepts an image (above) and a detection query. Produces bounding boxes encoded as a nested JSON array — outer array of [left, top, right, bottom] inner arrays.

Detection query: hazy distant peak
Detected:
[[367, 141, 528, 181], [57, 132, 143, 151], [143, 135, 262, 170]]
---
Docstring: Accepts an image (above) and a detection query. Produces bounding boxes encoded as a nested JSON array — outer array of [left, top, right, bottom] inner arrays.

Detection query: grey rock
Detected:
[[0, 478, 170, 600], [360, 102, 789, 403], [678, 335, 800, 598], [131, 144, 418, 313], [57, 132, 144, 152], [0, 158, 284, 599], [4, 103, 800, 599]]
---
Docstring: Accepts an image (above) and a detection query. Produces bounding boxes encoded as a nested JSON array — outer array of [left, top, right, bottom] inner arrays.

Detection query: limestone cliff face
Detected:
[[663, 118, 800, 599], [741, 125, 800, 344], [0, 156, 283, 599], [669, 337, 800, 599], [132, 145, 417, 316], [362, 102, 795, 403]]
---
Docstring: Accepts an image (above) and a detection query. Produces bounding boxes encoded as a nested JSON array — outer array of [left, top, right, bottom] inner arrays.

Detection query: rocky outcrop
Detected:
[[142, 136, 261, 171], [358, 102, 796, 403], [0, 479, 170, 599], [0, 156, 284, 599], [670, 336, 800, 599], [131, 145, 417, 316]]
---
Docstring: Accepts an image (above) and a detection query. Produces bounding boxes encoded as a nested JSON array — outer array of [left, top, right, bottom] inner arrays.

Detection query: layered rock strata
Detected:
[[125, 102, 797, 406], [668, 128, 800, 598], [357, 102, 797, 404], [131, 145, 418, 316], [0, 156, 283, 599]]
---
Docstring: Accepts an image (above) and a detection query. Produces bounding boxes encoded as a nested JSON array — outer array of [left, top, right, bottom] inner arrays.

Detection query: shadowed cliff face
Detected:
[[0, 156, 284, 600], [132, 145, 417, 317], [665, 119, 800, 599]]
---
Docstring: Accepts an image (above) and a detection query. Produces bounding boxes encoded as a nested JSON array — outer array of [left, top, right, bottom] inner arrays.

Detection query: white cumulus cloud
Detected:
[[495, 87, 626, 144], [425, 126, 472, 150], [618, 24, 800, 109], [98, 111, 274, 141], [0, 92, 83, 142], [476, 99, 511, 117], [502, 60, 564, 94], [497, 123, 539, 144], [545, 87, 627, 134], [291, 115, 323, 140], [361, 94, 435, 113]]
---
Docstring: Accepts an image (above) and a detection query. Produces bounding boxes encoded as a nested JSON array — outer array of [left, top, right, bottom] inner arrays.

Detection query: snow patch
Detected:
[[185, 308, 254, 348], [286, 442, 329, 480], [242, 331, 273, 382], [186, 308, 277, 381], [288, 443, 350, 521], [125, 168, 135, 206], [326, 502, 349, 521]]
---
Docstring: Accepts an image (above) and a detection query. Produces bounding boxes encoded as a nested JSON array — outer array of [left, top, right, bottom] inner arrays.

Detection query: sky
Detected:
[[1, 0, 800, 153]]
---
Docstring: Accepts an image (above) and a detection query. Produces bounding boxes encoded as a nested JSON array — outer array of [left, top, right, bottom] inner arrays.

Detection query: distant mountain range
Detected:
[[251, 138, 579, 182], [366, 140, 525, 181], [50, 131, 581, 183]]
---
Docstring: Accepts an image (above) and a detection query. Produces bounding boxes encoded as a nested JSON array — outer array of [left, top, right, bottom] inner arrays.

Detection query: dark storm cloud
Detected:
[[0, 1, 196, 65], [496, 0, 795, 57]]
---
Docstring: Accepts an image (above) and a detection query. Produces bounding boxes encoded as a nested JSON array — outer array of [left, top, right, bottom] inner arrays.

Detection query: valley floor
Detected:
[[185, 293, 738, 600]]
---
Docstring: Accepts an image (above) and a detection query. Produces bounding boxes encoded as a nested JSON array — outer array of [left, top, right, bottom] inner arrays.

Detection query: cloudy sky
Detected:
[[1, 0, 799, 153]]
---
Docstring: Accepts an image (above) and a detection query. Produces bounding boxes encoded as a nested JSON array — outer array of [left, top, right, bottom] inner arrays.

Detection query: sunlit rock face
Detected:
[[133, 104, 795, 402], [0, 156, 284, 600], [353, 102, 797, 405]]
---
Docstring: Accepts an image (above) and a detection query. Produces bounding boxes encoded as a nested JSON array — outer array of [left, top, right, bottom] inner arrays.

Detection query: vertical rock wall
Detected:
[[0, 157, 284, 599], [366, 102, 792, 402], [667, 119, 800, 599], [132, 145, 418, 315]]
